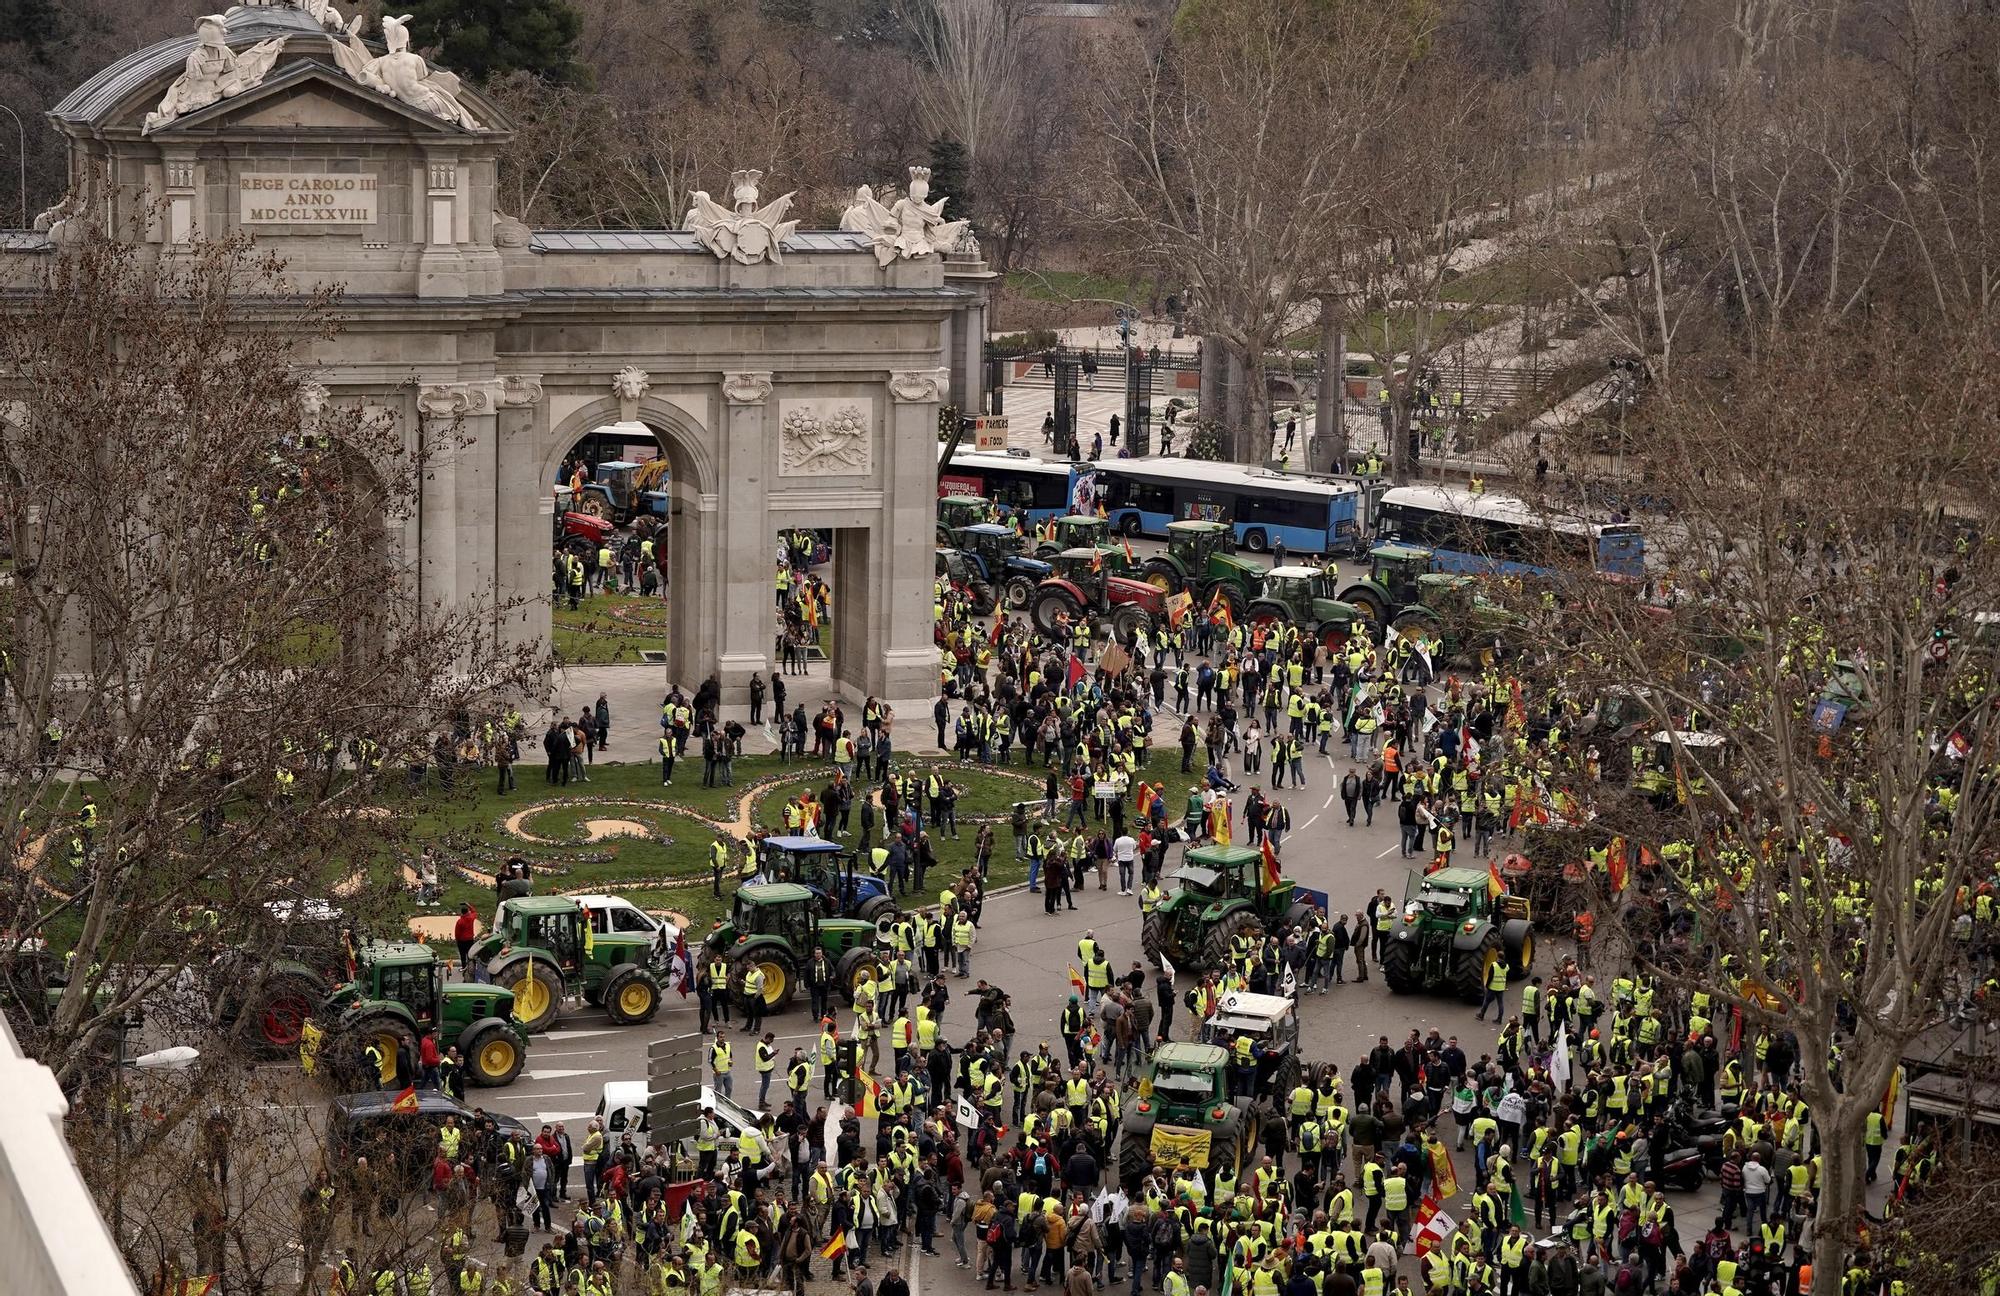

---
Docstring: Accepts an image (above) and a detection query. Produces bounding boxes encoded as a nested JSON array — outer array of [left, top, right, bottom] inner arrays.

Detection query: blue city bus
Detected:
[[1373, 484, 1646, 577], [942, 450, 1097, 525], [1097, 459, 1365, 555]]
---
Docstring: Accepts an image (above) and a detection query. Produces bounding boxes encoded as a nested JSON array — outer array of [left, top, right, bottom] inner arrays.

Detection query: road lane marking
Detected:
[[519, 1068, 612, 1081]]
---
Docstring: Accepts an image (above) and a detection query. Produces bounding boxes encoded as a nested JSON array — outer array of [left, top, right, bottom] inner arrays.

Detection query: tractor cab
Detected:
[[579, 460, 671, 524], [1051, 515, 1109, 550], [340, 942, 444, 1030], [938, 495, 993, 538], [951, 522, 1019, 564], [1167, 519, 1233, 568], [1049, 548, 1110, 601], [495, 897, 589, 974], [721, 885, 821, 953], [1370, 545, 1435, 605], [1141, 1041, 1231, 1114], [1201, 991, 1302, 1093], [1259, 566, 1323, 614], [755, 836, 897, 922]]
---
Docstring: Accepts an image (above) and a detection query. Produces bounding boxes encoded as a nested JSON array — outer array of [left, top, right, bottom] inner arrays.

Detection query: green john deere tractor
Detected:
[[1379, 868, 1536, 1002], [1117, 1042, 1256, 1183], [1387, 573, 1520, 659], [311, 941, 529, 1088], [1336, 544, 1441, 622], [471, 896, 663, 1033], [1137, 520, 1264, 619], [936, 494, 992, 544], [1242, 566, 1369, 653], [703, 882, 885, 1015], [1035, 514, 1111, 558], [1141, 845, 1319, 973]]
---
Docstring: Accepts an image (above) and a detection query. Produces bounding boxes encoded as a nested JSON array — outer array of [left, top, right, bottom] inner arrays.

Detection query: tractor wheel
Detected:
[[936, 525, 951, 547], [1200, 911, 1262, 975], [1343, 587, 1389, 624], [730, 948, 798, 1013], [461, 1023, 526, 1087], [1283, 901, 1319, 933], [1453, 929, 1504, 1004], [1119, 1131, 1153, 1183], [1035, 542, 1060, 559], [835, 948, 881, 1007], [857, 895, 897, 923], [1501, 920, 1535, 978], [1033, 588, 1080, 635], [1140, 912, 1174, 968], [578, 495, 612, 521], [604, 965, 664, 1025], [497, 958, 565, 1033], [240, 970, 328, 1052], [968, 581, 997, 617], [1379, 939, 1420, 994], [349, 1013, 418, 1089], [1004, 575, 1037, 611], [1206, 1129, 1242, 1178], [1245, 601, 1289, 636], [1140, 559, 1183, 595], [1110, 604, 1151, 642]]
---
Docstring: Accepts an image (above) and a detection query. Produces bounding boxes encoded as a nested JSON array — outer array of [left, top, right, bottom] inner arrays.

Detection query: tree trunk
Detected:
[[1387, 380, 1413, 483], [1244, 346, 1273, 464], [1314, 305, 1345, 470], [1810, 1098, 1868, 1283]]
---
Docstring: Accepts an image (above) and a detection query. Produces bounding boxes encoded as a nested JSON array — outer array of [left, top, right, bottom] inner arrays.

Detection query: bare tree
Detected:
[[0, 229, 540, 1106], [1513, 321, 2000, 1283], [895, 0, 1025, 165], [1089, 0, 1408, 462]]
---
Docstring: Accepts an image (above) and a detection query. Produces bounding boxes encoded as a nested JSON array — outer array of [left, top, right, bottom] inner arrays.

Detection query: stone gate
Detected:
[[7, 1, 993, 704]]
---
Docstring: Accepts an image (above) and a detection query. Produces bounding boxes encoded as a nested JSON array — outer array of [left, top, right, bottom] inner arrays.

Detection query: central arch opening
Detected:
[[549, 420, 671, 666]]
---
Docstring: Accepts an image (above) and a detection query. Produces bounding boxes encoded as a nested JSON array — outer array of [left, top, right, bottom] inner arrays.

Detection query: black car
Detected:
[[328, 1088, 530, 1179]]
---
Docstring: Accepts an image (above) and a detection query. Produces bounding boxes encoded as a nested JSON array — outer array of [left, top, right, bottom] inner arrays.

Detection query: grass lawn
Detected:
[[1005, 269, 1155, 308], [552, 592, 667, 665], [378, 754, 1071, 951]]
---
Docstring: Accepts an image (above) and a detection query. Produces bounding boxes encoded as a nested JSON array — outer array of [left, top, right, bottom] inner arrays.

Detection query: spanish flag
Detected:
[[821, 1232, 849, 1261], [1487, 858, 1505, 901], [391, 1084, 420, 1113], [581, 906, 595, 958], [1207, 587, 1235, 631], [1259, 836, 1282, 892], [856, 1070, 884, 1118], [1068, 965, 1087, 996], [1090, 549, 1104, 574], [1122, 537, 1137, 568], [1209, 801, 1233, 846]]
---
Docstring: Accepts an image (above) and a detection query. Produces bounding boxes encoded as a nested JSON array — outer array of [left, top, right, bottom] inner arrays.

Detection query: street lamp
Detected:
[[0, 105, 24, 230]]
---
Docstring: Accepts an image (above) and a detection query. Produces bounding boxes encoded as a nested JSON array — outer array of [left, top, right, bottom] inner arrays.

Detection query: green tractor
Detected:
[[704, 882, 885, 1015], [1136, 521, 1264, 618], [1242, 566, 1369, 653], [311, 941, 529, 1089], [471, 896, 664, 1033], [1379, 868, 1536, 1002], [1387, 574, 1520, 659], [1117, 1042, 1256, 1183], [1335, 544, 1439, 623], [1035, 514, 1111, 558], [936, 494, 993, 544], [1141, 845, 1318, 973]]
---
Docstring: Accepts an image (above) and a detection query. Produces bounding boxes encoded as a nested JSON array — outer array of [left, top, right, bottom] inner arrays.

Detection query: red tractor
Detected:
[[1031, 547, 1165, 640], [553, 494, 615, 559]]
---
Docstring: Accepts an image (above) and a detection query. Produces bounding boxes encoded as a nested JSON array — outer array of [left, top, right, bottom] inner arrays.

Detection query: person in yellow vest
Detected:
[[1477, 955, 1509, 1022], [755, 1031, 778, 1107], [711, 1030, 734, 1099]]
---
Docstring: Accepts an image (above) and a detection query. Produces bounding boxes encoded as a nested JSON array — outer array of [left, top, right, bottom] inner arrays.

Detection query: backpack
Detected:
[[1151, 1212, 1179, 1249]]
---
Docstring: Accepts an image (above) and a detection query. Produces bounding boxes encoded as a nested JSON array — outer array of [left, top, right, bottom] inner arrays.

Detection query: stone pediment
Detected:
[[147, 59, 485, 138]]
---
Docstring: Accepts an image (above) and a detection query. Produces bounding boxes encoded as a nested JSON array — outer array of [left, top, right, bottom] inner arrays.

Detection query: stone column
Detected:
[[716, 371, 774, 701], [494, 375, 547, 658], [416, 383, 470, 617], [881, 368, 951, 700], [1313, 298, 1346, 471]]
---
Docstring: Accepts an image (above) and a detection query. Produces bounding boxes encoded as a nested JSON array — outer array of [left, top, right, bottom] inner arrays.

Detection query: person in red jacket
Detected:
[[420, 1031, 441, 1089], [454, 903, 478, 975]]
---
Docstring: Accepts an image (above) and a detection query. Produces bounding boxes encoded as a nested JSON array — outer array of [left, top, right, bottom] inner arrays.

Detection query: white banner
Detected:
[[955, 1094, 979, 1129], [1550, 1024, 1572, 1091]]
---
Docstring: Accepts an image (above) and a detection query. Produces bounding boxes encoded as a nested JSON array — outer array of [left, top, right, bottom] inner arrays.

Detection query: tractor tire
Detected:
[[1110, 604, 1151, 642], [1033, 588, 1081, 636], [729, 948, 798, 1013], [1283, 901, 1319, 932], [603, 964, 664, 1026], [1140, 559, 1183, 595], [1379, 938, 1420, 994], [936, 525, 951, 547], [239, 969, 329, 1053], [1119, 1130, 1154, 1184], [857, 894, 898, 923], [1501, 920, 1535, 978], [461, 1022, 526, 1086], [968, 581, 997, 617], [1453, 929, 1504, 1004], [1343, 587, 1389, 624], [1200, 911, 1262, 975], [1004, 576, 1038, 611], [495, 957, 565, 1034], [347, 1013, 418, 1089], [1036, 542, 1061, 559], [1202, 583, 1246, 624], [835, 948, 881, 1007], [1245, 600, 1289, 634], [1206, 1129, 1242, 1178], [1140, 911, 1174, 968]]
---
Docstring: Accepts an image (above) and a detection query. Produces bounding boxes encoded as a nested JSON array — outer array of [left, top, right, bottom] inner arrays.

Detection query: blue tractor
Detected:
[[757, 835, 900, 923], [574, 460, 671, 526], [949, 522, 1052, 611]]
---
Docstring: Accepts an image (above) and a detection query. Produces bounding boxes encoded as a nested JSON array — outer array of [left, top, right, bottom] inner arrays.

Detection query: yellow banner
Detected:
[[299, 1020, 323, 1076], [1151, 1126, 1216, 1169]]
